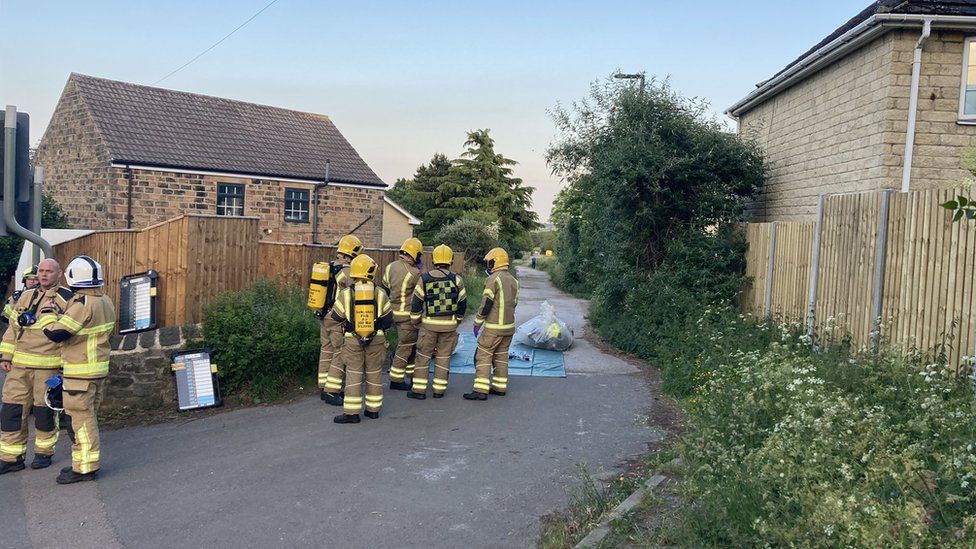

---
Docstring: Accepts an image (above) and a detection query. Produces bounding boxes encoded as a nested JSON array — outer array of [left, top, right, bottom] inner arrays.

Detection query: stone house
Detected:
[[36, 73, 387, 245], [727, 0, 976, 221]]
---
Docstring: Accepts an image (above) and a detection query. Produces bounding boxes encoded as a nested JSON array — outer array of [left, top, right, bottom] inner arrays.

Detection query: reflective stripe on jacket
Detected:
[[474, 268, 520, 335], [382, 259, 420, 321], [48, 290, 116, 379], [0, 286, 74, 368]]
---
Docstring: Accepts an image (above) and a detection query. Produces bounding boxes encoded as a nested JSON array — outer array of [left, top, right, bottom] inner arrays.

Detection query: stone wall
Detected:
[[102, 324, 200, 412], [34, 79, 117, 226], [738, 33, 899, 221], [739, 30, 976, 222], [82, 167, 386, 247]]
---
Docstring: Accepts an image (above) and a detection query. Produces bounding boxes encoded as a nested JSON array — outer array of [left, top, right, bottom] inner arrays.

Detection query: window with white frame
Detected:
[[960, 37, 976, 120], [284, 188, 310, 222], [216, 183, 245, 216]]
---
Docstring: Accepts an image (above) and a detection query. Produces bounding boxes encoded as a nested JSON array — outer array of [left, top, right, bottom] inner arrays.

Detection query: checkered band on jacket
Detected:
[[422, 272, 460, 317]]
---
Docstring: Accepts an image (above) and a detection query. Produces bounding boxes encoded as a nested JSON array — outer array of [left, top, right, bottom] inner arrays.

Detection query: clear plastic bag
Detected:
[[514, 301, 574, 351]]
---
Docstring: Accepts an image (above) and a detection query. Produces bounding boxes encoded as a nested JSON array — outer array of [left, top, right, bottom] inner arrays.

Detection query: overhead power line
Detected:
[[152, 0, 280, 86]]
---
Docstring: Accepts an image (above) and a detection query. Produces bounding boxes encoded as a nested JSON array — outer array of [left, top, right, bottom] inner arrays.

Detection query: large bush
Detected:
[[435, 218, 498, 263], [202, 279, 319, 399]]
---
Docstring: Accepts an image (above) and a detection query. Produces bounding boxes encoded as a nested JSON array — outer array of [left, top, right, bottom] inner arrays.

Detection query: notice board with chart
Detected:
[[118, 271, 158, 334], [171, 350, 222, 411]]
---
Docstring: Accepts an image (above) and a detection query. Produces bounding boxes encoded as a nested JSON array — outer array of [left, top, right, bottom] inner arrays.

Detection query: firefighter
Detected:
[[408, 244, 466, 399], [464, 247, 519, 401], [329, 254, 393, 423], [0, 259, 72, 474], [381, 237, 423, 390], [319, 234, 363, 406], [2, 265, 39, 324], [41, 255, 115, 484]]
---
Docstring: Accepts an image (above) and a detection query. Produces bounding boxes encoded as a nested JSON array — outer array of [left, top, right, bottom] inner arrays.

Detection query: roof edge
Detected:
[[383, 196, 422, 225], [726, 14, 976, 118], [110, 162, 387, 189]]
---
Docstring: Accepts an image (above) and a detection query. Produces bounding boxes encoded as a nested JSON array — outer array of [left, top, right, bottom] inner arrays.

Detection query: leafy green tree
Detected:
[[386, 153, 451, 229], [545, 75, 765, 351], [389, 130, 539, 253]]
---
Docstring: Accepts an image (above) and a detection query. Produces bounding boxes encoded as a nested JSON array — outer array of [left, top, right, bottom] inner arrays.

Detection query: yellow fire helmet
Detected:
[[484, 247, 509, 272], [400, 237, 423, 262], [21, 264, 38, 283], [349, 254, 377, 281], [432, 244, 454, 267], [337, 234, 363, 258]]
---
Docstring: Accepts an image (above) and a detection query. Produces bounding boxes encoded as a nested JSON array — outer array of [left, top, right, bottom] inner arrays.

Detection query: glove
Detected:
[[473, 324, 481, 337]]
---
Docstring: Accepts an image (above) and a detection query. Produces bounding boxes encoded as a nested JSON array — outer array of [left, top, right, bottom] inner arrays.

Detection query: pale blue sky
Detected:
[[1, 0, 869, 221]]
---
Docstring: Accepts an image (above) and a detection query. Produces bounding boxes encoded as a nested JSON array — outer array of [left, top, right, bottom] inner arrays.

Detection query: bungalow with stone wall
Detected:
[[727, 0, 976, 221], [36, 73, 386, 245]]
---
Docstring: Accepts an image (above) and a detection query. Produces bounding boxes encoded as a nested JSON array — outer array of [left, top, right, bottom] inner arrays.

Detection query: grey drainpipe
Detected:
[[901, 18, 932, 193], [312, 160, 330, 244], [125, 164, 134, 229]]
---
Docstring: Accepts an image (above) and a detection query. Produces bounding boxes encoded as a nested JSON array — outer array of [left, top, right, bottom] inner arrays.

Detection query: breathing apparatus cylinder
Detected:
[[308, 262, 331, 310], [353, 282, 376, 341]]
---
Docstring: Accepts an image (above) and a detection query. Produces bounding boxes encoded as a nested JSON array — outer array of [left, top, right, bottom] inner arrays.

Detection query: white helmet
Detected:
[[65, 255, 104, 288]]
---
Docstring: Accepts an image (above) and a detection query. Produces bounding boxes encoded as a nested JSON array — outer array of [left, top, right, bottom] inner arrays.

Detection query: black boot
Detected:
[[364, 410, 380, 419], [432, 392, 444, 399], [30, 454, 53, 470], [389, 380, 411, 391], [56, 468, 98, 484], [334, 414, 360, 424], [323, 392, 344, 406], [489, 388, 507, 396], [463, 391, 487, 401], [320, 389, 329, 401], [406, 391, 426, 400], [0, 457, 25, 475]]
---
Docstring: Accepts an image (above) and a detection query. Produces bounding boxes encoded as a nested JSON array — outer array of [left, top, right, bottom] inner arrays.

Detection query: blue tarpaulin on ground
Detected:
[[435, 333, 566, 377]]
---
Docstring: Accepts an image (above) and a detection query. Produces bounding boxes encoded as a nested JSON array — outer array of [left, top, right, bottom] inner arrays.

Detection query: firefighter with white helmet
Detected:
[[318, 234, 363, 406], [328, 254, 393, 423], [0, 259, 72, 474], [381, 237, 423, 390], [42, 255, 116, 484]]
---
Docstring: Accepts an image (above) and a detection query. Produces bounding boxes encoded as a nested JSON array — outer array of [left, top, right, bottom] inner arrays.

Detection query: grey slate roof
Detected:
[[773, 1, 976, 83], [70, 73, 385, 187]]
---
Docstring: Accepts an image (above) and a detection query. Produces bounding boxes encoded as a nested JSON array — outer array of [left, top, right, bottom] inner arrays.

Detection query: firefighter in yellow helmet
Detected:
[[381, 237, 423, 391], [408, 244, 466, 399], [328, 254, 393, 423], [41, 255, 116, 484], [318, 234, 363, 406], [464, 248, 519, 400], [0, 259, 71, 475], [2, 265, 39, 325]]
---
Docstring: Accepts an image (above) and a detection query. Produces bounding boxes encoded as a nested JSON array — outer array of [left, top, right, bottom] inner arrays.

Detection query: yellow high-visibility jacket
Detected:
[[474, 268, 520, 336], [410, 268, 467, 332], [0, 286, 75, 369], [43, 289, 116, 379], [382, 258, 420, 322]]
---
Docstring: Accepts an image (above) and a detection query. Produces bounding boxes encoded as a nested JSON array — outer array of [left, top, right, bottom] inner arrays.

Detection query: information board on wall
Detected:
[[171, 350, 222, 411], [118, 270, 158, 334]]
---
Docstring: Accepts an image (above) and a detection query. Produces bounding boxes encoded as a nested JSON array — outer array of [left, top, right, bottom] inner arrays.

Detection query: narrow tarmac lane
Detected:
[[0, 267, 661, 548]]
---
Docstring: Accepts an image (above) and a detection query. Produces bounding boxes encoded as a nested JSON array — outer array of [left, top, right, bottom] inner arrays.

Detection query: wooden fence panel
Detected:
[[52, 231, 138, 315], [184, 216, 262, 324], [769, 222, 814, 324], [881, 188, 976, 367], [741, 223, 771, 318], [813, 191, 883, 349]]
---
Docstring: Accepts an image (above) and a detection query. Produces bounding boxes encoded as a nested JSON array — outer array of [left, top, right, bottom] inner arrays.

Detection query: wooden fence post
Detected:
[[806, 194, 827, 337], [870, 190, 894, 352], [764, 221, 779, 318]]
